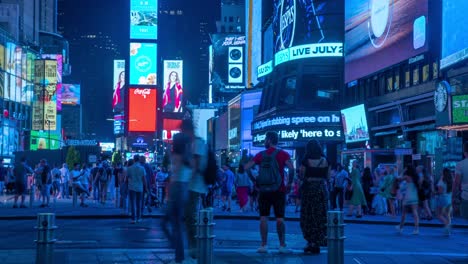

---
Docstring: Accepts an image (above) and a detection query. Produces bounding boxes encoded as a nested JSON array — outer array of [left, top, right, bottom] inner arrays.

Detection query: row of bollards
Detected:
[[32, 210, 344, 264], [35, 213, 57, 264]]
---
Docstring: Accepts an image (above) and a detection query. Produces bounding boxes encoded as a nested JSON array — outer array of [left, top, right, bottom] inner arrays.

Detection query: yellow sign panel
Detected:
[[0, 45, 4, 70]]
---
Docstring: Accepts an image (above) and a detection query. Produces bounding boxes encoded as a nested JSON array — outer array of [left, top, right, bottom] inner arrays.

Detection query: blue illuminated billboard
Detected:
[[129, 43, 157, 85], [130, 0, 158, 40], [441, 0, 468, 69]]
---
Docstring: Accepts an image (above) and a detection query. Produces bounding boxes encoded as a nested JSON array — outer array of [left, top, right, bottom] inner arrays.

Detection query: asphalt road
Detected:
[[1, 218, 467, 255]]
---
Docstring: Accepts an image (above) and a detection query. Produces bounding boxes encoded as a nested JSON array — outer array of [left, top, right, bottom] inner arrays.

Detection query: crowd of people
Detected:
[[1, 124, 468, 263]]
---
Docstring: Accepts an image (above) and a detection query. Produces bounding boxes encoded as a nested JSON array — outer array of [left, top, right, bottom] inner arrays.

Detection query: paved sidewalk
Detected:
[[1, 248, 467, 264], [1, 195, 468, 228]]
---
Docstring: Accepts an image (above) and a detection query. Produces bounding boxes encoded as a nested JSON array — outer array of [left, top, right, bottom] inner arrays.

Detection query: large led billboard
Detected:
[[441, 1, 468, 69], [32, 59, 57, 131], [30, 130, 60, 150], [341, 104, 369, 144], [128, 88, 157, 132], [130, 0, 158, 40], [345, 0, 429, 83], [113, 60, 126, 112], [163, 60, 183, 113], [211, 34, 246, 91], [272, 0, 343, 66], [129, 43, 157, 85], [162, 119, 182, 142], [61, 84, 80, 105]]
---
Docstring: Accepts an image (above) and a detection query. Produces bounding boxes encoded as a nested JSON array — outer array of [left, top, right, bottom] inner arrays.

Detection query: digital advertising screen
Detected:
[[99, 142, 115, 152], [113, 60, 126, 112], [345, 0, 429, 83], [30, 130, 60, 150], [130, 0, 158, 40], [162, 60, 184, 113], [215, 112, 228, 150], [61, 84, 80, 105], [272, 0, 343, 66], [128, 88, 157, 132], [340, 104, 369, 143], [251, 112, 343, 146], [114, 114, 125, 135], [211, 34, 246, 91], [452, 94, 468, 124], [129, 43, 157, 85], [162, 119, 182, 141], [228, 97, 241, 150], [247, 0, 262, 86], [441, 0, 468, 69]]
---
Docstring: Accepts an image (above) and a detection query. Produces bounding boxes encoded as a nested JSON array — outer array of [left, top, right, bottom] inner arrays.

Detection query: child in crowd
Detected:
[[396, 166, 419, 235], [437, 168, 453, 236]]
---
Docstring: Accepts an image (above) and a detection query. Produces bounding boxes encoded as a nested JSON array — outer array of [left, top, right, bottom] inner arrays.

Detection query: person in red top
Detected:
[[244, 131, 295, 254]]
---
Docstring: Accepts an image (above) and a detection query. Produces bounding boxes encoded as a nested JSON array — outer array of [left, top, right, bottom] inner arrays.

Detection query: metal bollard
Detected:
[[72, 187, 78, 208], [197, 208, 216, 264], [327, 211, 346, 264], [29, 184, 35, 208], [35, 213, 57, 264]]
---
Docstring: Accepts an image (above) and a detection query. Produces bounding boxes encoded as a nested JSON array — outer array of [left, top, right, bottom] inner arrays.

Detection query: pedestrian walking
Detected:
[[362, 167, 374, 215], [13, 157, 34, 208], [184, 122, 209, 261], [127, 158, 147, 224], [139, 155, 153, 215], [298, 140, 329, 254], [347, 161, 367, 218], [60, 163, 70, 199], [71, 163, 91, 207], [454, 142, 468, 219], [436, 168, 453, 236], [51, 163, 62, 199], [417, 165, 434, 220], [380, 167, 396, 217], [235, 163, 251, 212], [244, 131, 295, 254], [0, 159, 7, 203], [221, 165, 234, 212], [331, 164, 347, 211], [36, 159, 52, 208], [91, 162, 101, 203], [161, 119, 192, 264], [97, 161, 111, 204], [396, 166, 420, 235]]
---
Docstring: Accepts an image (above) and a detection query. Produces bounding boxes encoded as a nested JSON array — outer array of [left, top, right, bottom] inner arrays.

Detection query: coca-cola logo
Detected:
[[134, 88, 151, 99]]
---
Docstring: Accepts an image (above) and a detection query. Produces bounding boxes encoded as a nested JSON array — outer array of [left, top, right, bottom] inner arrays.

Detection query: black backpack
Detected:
[[203, 144, 217, 185]]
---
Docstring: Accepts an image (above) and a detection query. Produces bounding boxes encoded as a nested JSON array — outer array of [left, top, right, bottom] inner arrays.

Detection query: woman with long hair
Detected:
[[112, 71, 125, 112], [235, 164, 251, 212], [347, 161, 367, 218], [163, 71, 183, 112], [437, 168, 453, 235], [396, 166, 420, 235], [299, 140, 328, 254]]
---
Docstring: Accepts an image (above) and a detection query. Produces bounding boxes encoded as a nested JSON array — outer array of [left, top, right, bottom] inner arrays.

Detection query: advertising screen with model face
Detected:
[[129, 43, 157, 85], [113, 60, 126, 112], [441, 0, 468, 69], [345, 0, 428, 83], [128, 88, 157, 132], [130, 0, 158, 40], [341, 104, 369, 143], [61, 84, 80, 105], [163, 60, 183, 113]]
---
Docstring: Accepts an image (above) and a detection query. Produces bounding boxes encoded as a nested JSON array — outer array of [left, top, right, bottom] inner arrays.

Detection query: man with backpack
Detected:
[[244, 131, 295, 254]]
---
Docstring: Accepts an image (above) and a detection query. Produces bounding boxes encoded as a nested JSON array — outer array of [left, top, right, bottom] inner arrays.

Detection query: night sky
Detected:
[[58, 0, 219, 140]]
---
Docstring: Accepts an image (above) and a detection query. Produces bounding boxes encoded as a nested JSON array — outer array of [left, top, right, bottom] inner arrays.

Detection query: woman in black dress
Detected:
[[299, 140, 329, 254]]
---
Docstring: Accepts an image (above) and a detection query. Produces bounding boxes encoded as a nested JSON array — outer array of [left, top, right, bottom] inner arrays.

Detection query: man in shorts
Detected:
[[13, 157, 33, 208], [244, 131, 295, 254]]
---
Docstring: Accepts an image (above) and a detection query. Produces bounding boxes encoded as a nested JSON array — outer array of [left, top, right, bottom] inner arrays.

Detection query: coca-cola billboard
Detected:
[[128, 88, 157, 132]]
